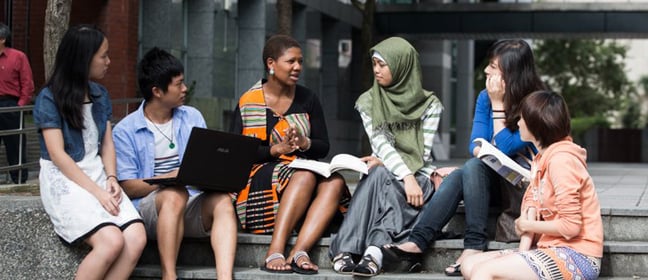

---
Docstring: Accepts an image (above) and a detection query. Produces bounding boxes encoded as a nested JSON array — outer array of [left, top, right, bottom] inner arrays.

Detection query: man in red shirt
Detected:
[[0, 23, 34, 183]]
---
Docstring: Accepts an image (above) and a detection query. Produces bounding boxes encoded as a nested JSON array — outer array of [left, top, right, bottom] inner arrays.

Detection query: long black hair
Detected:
[[47, 25, 106, 130], [487, 39, 546, 130]]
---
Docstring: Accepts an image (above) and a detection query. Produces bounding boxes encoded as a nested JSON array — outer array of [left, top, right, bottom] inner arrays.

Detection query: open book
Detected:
[[473, 138, 530, 187], [288, 153, 369, 178]]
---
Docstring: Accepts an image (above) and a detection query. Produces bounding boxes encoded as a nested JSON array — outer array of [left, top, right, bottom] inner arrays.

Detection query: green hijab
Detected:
[[356, 37, 437, 172]]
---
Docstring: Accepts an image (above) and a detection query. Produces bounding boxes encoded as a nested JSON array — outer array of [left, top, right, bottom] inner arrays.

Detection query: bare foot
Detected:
[[263, 252, 291, 272], [455, 249, 483, 264], [443, 249, 482, 276], [288, 251, 318, 274], [292, 254, 318, 272]]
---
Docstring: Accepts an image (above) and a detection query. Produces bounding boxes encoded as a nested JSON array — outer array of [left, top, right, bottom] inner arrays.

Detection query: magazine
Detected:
[[473, 138, 531, 187], [288, 153, 369, 178]]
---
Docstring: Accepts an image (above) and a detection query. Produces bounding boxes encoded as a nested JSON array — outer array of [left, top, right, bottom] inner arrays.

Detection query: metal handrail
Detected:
[[0, 105, 32, 183], [0, 98, 143, 184], [0, 127, 37, 137]]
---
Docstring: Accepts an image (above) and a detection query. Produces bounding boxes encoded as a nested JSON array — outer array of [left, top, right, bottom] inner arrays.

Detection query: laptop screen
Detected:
[[175, 127, 260, 192]]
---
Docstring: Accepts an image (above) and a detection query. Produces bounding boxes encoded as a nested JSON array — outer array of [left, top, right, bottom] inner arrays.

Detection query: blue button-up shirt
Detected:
[[33, 82, 111, 162], [113, 101, 206, 208]]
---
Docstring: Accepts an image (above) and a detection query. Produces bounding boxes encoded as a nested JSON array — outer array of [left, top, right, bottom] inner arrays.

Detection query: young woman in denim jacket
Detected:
[[33, 25, 145, 279]]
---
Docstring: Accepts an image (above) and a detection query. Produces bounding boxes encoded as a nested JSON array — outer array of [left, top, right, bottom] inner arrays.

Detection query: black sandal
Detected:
[[290, 251, 318, 275], [381, 245, 423, 273], [445, 263, 462, 276], [332, 252, 355, 274], [352, 254, 380, 277]]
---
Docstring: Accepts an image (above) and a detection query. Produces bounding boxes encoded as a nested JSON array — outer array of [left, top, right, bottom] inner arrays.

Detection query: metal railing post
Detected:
[[0, 98, 142, 185]]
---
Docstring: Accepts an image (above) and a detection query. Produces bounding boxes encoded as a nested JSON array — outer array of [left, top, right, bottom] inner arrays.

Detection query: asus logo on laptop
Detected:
[[216, 147, 230, 153]]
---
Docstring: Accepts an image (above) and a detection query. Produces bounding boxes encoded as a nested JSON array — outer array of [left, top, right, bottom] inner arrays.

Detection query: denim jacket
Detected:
[[33, 82, 111, 162]]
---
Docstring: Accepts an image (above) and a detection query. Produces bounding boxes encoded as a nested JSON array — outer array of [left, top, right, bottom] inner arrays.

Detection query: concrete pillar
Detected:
[[453, 40, 475, 158], [412, 39, 452, 160], [449, 0, 476, 158], [292, 5, 316, 89], [140, 0, 184, 56], [186, 0, 215, 99], [293, 4, 307, 45], [236, 0, 266, 98], [320, 18, 339, 116], [320, 18, 347, 157]]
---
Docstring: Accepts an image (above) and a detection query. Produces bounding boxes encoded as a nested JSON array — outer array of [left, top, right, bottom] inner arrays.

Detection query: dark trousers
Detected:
[[0, 97, 28, 183]]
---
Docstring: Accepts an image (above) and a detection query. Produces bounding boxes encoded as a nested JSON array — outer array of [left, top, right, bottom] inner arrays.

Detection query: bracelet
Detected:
[[298, 137, 311, 152], [106, 175, 118, 181]]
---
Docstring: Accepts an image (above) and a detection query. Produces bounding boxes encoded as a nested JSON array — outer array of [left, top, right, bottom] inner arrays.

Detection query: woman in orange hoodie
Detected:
[[460, 90, 604, 280]]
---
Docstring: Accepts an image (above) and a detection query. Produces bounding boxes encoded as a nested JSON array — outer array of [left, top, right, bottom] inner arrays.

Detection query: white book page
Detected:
[[474, 138, 531, 180], [329, 154, 369, 175], [288, 158, 332, 177]]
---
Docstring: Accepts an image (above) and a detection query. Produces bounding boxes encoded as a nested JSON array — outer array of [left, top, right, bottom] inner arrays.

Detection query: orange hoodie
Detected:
[[521, 138, 604, 258]]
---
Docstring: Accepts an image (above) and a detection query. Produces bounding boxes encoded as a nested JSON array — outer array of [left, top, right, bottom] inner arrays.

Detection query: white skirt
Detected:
[[39, 154, 142, 244]]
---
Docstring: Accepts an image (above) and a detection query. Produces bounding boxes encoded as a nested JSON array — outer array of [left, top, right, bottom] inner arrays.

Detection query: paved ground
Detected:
[[587, 162, 648, 212], [433, 160, 648, 212]]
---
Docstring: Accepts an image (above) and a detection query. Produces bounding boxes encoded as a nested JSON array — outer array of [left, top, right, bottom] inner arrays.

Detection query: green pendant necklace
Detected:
[[145, 111, 176, 149]]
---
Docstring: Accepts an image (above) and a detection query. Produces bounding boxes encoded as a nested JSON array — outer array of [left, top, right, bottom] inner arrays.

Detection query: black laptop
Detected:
[[143, 127, 260, 193]]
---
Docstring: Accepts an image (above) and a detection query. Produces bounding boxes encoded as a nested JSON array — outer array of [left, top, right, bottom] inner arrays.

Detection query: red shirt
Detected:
[[0, 47, 34, 106]]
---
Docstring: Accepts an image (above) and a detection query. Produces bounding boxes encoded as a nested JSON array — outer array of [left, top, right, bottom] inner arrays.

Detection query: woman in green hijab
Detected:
[[328, 37, 443, 277]]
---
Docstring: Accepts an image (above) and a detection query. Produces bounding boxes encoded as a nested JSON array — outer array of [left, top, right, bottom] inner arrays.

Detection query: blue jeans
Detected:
[[408, 157, 499, 251]]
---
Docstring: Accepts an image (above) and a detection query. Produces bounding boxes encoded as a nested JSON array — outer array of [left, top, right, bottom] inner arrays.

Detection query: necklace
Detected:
[[145, 111, 175, 149]]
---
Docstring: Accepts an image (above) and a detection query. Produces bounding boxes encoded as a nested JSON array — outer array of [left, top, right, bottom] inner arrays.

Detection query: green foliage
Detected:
[[570, 116, 608, 144], [621, 99, 643, 128], [639, 75, 648, 94], [534, 40, 637, 126]]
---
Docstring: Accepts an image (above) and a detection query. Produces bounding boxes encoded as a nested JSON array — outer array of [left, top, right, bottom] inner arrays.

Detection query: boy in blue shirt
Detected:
[[114, 48, 236, 280]]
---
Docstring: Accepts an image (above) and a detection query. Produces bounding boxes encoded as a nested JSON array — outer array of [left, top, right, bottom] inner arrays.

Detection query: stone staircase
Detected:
[[3, 163, 647, 279], [128, 204, 648, 279]]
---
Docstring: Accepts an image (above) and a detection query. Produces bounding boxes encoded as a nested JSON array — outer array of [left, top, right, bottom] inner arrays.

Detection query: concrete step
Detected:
[[446, 205, 648, 242], [130, 265, 645, 280], [131, 265, 481, 280], [135, 233, 648, 278]]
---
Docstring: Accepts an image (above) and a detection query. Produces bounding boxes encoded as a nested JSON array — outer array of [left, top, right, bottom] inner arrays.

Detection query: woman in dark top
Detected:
[[231, 34, 350, 275]]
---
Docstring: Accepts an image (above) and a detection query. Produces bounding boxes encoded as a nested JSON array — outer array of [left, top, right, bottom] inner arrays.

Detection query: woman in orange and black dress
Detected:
[[231, 34, 350, 275]]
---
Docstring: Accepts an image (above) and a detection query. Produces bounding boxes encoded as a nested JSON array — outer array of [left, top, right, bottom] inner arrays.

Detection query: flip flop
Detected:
[[290, 251, 318, 275], [260, 252, 293, 274], [444, 262, 462, 276]]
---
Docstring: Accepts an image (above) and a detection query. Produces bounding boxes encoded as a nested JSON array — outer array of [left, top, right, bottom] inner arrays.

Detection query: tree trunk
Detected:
[[276, 0, 292, 35], [353, 0, 375, 90], [43, 0, 72, 81]]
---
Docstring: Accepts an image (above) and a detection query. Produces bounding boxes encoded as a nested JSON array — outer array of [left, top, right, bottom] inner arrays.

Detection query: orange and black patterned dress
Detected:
[[231, 80, 350, 234]]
